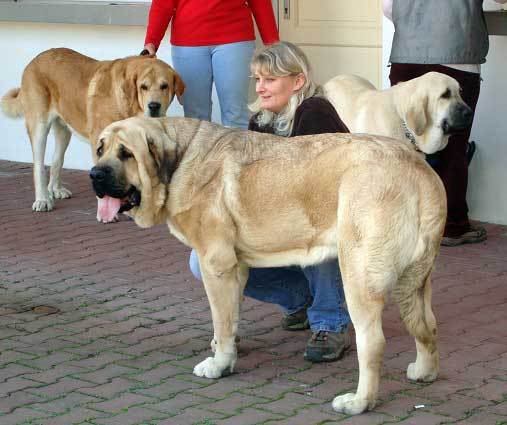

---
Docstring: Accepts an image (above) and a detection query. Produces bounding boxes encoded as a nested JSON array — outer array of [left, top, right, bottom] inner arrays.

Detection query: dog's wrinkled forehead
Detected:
[[97, 121, 145, 157], [434, 74, 461, 99], [138, 65, 171, 89]]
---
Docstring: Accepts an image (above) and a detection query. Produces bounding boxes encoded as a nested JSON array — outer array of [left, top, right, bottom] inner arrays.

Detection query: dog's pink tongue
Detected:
[[97, 196, 122, 222]]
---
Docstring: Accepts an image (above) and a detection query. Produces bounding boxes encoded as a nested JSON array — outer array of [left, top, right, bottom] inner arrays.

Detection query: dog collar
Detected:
[[401, 120, 420, 151]]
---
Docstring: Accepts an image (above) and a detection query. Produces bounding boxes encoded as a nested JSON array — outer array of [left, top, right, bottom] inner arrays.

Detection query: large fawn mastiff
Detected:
[[90, 116, 446, 415]]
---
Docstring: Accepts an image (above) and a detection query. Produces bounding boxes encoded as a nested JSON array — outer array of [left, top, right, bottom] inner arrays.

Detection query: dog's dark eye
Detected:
[[140, 84, 148, 91], [441, 89, 451, 99], [160, 83, 168, 90], [96, 139, 104, 157], [119, 144, 133, 160]]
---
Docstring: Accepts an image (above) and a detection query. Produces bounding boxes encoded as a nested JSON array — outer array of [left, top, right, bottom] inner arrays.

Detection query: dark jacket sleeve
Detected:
[[248, 113, 275, 134], [291, 97, 349, 136]]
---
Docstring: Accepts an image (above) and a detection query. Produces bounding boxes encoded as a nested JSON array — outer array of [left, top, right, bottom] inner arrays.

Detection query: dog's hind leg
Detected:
[[331, 262, 387, 415], [48, 119, 72, 200], [193, 244, 248, 379], [331, 196, 397, 415], [26, 117, 53, 211], [394, 269, 439, 383]]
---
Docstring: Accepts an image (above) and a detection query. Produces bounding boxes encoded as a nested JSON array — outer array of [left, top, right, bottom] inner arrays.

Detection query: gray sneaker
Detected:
[[441, 225, 487, 247], [304, 329, 351, 363], [281, 301, 311, 331]]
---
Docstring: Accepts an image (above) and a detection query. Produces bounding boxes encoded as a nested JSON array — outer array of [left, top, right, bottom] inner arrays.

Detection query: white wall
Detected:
[[0, 21, 222, 170], [467, 36, 507, 224], [382, 18, 507, 225]]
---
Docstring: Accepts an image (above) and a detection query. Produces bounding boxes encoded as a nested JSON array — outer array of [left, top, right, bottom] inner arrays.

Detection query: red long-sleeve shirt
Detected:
[[144, 0, 279, 49]]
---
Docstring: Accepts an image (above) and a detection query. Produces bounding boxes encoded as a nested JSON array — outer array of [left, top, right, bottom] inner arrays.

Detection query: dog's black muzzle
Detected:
[[90, 165, 119, 198], [442, 103, 473, 135], [148, 101, 162, 117], [90, 165, 141, 212]]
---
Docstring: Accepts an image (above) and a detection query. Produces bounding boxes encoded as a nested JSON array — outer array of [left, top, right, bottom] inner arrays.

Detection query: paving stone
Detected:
[[0, 407, 51, 425], [462, 378, 507, 402], [0, 377, 43, 397], [448, 409, 507, 425], [134, 378, 205, 398], [152, 407, 223, 424], [375, 395, 437, 419], [86, 392, 156, 414], [29, 392, 102, 414], [0, 391, 45, 414], [92, 406, 170, 425], [33, 407, 107, 424], [22, 364, 87, 384], [203, 392, 269, 415], [27, 377, 96, 398], [431, 394, 494, 420], [254, 391, 324, 416], [145, 392, 214, 415], [212, 407, 284, 424], [78, 377, 139, 399]]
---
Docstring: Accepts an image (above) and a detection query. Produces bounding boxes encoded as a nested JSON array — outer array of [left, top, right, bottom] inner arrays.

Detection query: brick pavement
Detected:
[[0, 159, 506, 425]]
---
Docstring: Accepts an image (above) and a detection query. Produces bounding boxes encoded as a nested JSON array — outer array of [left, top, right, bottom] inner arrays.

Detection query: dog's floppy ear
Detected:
[[116, 64, 140, 115], [173, 73, 185, 97], [173, 73, 185, 105], [129, 129, 175, 229], [405, 90, 429, 136], [147, 135, 178, 185]]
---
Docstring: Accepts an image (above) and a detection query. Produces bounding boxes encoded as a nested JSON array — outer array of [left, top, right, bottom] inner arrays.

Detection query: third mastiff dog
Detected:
[[323, 72, 472, 154], [90, 116, 446, 415]]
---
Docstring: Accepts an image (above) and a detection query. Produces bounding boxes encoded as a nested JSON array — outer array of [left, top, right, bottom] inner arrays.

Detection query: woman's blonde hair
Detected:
[[250, 41, 320, 136]]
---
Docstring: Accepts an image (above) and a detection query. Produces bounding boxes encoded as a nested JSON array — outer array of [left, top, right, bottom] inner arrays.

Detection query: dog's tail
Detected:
[[1, 88, 24, 118]]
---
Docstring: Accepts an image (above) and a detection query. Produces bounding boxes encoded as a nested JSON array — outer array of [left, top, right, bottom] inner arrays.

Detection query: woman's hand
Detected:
[[140, 43, 157, 57]]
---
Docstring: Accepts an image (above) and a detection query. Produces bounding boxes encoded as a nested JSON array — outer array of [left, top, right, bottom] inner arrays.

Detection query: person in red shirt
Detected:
[[142, 0, 279, 129]]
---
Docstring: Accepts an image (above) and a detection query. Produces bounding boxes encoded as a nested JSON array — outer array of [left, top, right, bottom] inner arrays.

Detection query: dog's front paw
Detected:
[[193, 357, 233, 379], [32, 197, 54, 212], [407, 362, 438, 382], [332, 393, 375, 415], [50, 186, 72, 199]]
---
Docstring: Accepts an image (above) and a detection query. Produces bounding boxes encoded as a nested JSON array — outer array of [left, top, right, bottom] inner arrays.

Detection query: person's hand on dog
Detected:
[[140, 43, 157, 58]]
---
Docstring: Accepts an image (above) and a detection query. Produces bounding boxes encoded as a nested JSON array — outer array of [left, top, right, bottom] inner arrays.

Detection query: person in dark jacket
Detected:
[[189, 41, 351, 363]]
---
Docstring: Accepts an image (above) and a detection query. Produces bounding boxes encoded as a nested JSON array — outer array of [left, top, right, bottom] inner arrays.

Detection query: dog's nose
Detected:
[[90, 167, 106, 182], [148, 102, 161, 113]]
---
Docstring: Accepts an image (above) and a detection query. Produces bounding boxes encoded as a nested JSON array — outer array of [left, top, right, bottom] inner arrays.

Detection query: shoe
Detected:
[[281, 301, 311, 331], [466, 141, 476, 166], [441, 225, 487, 247], [304, 329, 351, 363]]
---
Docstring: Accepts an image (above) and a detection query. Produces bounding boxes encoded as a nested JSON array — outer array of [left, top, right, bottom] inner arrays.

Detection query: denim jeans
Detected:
[[171, 41, 255, 129], [189, 250, 350, 333]]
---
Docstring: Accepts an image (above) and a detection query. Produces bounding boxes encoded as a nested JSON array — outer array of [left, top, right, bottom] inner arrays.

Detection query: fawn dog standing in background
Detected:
[[1, 48, 184, 215]]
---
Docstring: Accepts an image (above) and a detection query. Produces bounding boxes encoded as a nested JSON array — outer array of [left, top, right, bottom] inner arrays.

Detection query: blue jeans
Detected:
[[189, 250, 350, 333], [171, 41, 255, 129]]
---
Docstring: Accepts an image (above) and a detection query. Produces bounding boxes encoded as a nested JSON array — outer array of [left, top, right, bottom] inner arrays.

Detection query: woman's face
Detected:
[[254, 70, 305, 113]]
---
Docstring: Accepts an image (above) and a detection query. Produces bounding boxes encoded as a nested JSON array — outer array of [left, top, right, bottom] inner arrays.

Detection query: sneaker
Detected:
[[304, 329, 351, 363], [281, 301, 311, 331], [466, 141, 476, 166], [441, 225, 487, 247]]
